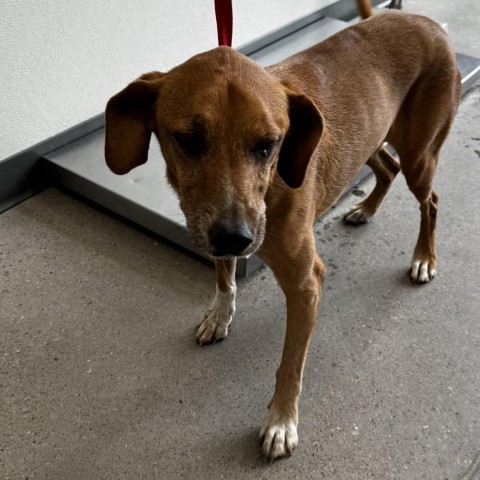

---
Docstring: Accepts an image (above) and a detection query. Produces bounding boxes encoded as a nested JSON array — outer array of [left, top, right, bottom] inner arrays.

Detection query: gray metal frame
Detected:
[[0, 115, 104, 213]]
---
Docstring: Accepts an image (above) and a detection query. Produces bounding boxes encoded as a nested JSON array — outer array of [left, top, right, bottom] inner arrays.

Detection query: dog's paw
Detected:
[[259, 407, 298, 461], [196, 285, 236, 345], [343, 205, 373, 224], [410, 258, 436, 283]]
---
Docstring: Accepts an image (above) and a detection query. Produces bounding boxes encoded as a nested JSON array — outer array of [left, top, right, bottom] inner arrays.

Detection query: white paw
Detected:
[[343, 205, 372, 224], [196, 285, 236, 345], [260, 406, 298, 461], [411, 259, 436, 283]]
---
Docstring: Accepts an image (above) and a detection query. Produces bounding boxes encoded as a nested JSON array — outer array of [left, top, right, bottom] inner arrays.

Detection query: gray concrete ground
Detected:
[[2, 4, 480, 480]]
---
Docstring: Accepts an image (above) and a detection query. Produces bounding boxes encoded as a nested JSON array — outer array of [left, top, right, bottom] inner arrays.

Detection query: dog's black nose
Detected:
[[208, 219, 253, 256]]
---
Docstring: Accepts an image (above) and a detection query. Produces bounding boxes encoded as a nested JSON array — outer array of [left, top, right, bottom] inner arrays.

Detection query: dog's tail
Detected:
[[356, 0, 374, 19]]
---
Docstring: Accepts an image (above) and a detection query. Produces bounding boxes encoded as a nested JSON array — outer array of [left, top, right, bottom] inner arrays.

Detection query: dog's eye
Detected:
[[251, 138, 280, 160], [173, 131, 207, 157]]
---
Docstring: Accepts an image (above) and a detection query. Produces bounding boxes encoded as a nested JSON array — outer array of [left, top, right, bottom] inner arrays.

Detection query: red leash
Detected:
[[215, 0, 233, 46]]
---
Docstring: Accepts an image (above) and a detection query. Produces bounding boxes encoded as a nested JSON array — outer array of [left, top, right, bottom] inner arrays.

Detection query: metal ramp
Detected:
[[44, 15, 480, 276]]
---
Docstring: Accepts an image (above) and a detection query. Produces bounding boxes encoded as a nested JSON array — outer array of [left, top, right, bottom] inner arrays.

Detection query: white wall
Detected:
[[0, 0, 333, 161]]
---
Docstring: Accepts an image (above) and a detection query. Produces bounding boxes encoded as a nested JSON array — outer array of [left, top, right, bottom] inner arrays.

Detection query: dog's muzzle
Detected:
[[208, 218, 253, 257]]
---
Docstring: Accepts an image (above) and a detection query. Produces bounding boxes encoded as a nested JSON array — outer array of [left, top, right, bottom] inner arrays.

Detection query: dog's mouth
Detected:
[[208, 236, 262, 259]]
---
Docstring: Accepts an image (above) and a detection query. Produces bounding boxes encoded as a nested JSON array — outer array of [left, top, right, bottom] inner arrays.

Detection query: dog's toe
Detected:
[[259, 407, 298, 461], [196, 285, 235, 345], [343, 205, 372, 224], [410, 259, 436, 283], [196, 310, 232, 345]]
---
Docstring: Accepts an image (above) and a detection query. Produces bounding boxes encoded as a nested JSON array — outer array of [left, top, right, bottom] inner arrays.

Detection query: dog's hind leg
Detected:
[[196, 258, 237, 344], [392, 60, 460, 283], [344, 146, 400, 224], [396, 134, 443, 283], [397, 123, 453, 283], [409, 188, 438, 283], [396, 144, 439, 283]]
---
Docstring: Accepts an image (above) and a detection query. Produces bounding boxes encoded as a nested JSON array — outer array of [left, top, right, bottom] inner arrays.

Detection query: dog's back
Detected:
[[267, 11, 461, 211]]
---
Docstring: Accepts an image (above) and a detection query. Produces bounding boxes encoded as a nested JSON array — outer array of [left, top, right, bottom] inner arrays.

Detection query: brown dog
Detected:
[[104, 0, 461, 460]]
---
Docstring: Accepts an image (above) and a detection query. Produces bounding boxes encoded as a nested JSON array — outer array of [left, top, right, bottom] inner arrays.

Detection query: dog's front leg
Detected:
[[259, 238, 325, 460], [196, 258, 236, 344]]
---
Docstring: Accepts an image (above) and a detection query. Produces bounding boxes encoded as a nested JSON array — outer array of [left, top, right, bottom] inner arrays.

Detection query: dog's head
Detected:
[[105, 47, 323, 258]]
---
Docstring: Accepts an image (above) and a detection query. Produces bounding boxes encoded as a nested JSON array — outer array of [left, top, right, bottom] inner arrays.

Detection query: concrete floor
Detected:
[[2, 5, 480, 480]]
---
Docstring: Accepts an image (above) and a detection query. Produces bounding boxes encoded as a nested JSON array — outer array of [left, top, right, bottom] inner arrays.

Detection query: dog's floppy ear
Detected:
[[277, 90, 324, 189], [105, 72, 164, 175]]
